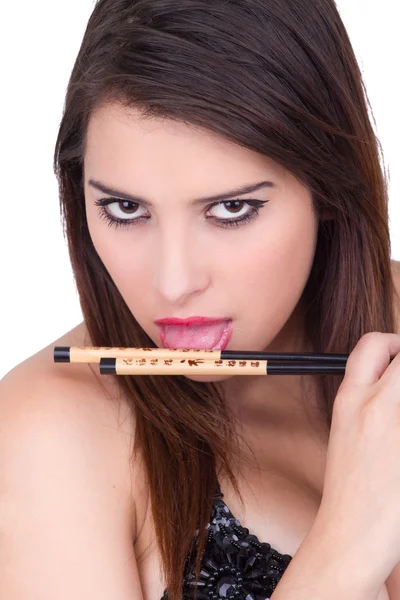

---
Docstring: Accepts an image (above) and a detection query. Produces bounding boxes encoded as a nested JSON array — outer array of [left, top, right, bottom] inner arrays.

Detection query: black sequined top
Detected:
[[160, 481, 293, 600]]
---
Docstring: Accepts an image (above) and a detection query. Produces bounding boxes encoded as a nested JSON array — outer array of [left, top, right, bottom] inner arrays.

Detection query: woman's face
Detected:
[[84, 102, 320, 383]]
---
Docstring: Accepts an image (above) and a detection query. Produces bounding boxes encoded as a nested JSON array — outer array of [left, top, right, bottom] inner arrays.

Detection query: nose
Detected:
[[153, 226, 210, 306]]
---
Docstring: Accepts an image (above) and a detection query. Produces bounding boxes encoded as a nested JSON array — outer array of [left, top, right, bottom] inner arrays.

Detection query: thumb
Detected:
[[343, 332, 400, 388]]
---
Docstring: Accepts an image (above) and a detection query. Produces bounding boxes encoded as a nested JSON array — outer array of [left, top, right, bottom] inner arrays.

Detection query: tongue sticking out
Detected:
[[160, 321, 230, 350]]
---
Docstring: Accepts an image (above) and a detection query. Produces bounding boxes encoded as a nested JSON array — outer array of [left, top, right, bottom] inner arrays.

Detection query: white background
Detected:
[[1, 0, 399, 379]]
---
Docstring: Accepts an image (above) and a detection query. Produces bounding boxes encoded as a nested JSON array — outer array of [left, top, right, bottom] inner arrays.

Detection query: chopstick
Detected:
[[98, 357, 347, 376], [54, 346, 349, 364], [53, 346, 350, 376]]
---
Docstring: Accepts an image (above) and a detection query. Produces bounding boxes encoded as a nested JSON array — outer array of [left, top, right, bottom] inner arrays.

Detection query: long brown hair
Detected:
[[53, 1, 399, 597]]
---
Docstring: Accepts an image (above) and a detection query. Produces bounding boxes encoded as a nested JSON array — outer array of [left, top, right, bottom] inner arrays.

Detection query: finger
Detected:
[[343, 332, 400, 388], [375, 346, 400, 392]]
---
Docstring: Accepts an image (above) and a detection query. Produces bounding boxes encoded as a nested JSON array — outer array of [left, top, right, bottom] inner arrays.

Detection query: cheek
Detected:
[[88, 225, 149, 299], [236, 210, 318, 326], [238, 214, 316, 282], [105, 253, 148, 297]]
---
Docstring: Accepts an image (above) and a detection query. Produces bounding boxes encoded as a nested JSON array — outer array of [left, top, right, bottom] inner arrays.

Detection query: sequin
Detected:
[[161, 481, 292, 599]]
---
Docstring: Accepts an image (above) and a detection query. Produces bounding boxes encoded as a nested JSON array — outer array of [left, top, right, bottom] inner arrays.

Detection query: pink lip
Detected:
[[155, 316, 230, 326]]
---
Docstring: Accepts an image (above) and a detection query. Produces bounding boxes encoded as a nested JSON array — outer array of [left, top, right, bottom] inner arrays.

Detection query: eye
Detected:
[[207, 199, 268, 228], [207, 200, 259, 221], [94, 197, 268, 230], [94, 198, 149, 227]]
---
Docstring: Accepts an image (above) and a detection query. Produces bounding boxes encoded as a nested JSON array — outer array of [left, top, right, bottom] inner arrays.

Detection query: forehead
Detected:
[[84, 102, 284, 182]]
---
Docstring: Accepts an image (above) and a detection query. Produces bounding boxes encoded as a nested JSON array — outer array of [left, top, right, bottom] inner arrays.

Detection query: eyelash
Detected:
[[94, 198, 268, 230]]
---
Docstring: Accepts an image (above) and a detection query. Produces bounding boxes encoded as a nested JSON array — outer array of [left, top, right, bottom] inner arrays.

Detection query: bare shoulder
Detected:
[[0, 321, 149, 597], [0, 321, 147, 540]]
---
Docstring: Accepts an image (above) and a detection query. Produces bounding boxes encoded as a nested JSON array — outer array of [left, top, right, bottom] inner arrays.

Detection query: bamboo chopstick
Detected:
[[53, 346, 351, 377], [98, 356, 347, 376], [54, 346, 349, 364]]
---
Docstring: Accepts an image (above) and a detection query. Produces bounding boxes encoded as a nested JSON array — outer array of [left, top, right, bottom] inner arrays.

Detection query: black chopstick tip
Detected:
[[54, 346, 71, 363], [100, 358, 117, 375]]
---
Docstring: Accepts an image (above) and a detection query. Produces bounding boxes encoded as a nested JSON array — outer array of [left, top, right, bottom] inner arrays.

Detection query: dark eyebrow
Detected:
[[88, 178, 275, 207]]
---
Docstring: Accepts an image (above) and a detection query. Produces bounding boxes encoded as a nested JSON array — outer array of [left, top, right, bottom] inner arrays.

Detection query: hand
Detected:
[[310, 332, 400, 586]]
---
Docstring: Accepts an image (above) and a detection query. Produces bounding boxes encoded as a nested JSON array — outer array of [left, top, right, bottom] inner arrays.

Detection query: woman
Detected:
[[1, 0, 400, 598]]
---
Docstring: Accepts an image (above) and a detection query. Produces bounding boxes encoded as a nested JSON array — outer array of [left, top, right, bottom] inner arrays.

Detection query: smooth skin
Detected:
[[1, 102, 400, 598], [84, 102, 330, 432]]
